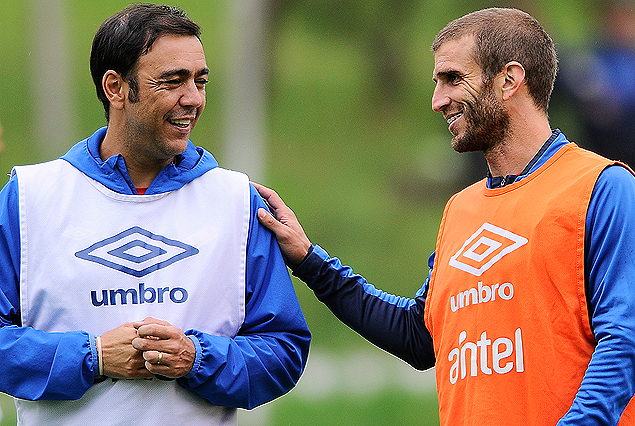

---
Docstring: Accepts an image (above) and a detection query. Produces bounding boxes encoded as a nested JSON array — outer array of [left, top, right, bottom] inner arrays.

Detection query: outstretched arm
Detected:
[[252, 182, 435, 370], [294, 245, 436, 370]]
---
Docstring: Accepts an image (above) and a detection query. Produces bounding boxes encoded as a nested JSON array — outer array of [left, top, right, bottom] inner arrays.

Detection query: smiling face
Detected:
[[119, 34, 209, 164], [432, 36, 510, 153]]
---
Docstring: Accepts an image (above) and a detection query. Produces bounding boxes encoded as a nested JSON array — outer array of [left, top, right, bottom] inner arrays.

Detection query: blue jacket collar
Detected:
[[487, 130, 568, 188], [61, 127, 219, 195]]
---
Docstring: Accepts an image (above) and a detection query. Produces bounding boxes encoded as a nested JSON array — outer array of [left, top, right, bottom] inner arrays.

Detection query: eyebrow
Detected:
[[433, 70, 460, 82], [158, 67, 210, 80]]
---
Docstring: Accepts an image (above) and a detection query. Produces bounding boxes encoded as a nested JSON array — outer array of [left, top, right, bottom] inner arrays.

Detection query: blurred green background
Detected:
[[0, 0, 606, 424]]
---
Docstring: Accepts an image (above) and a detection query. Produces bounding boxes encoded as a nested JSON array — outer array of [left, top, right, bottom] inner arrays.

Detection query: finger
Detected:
[[251, 182, 286, 210], [133, 317, 171, 329], [262, 197, 275, 215], [143, 350, 184, 377], [136, 323, 173, 340], [143, 350, 167, 366], [251, 183, 277, 214], [250, 181, 270, 196], [250, 182, 273, 204], [142, 349, 168, 368], [143, 317, 171, 326], [257, 208, 284, 230], [132, 336, 151, 351]]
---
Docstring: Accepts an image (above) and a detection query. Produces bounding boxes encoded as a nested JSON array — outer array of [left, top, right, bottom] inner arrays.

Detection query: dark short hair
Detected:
[[432, 8, 557, 112], [90, 3, 201, 121]]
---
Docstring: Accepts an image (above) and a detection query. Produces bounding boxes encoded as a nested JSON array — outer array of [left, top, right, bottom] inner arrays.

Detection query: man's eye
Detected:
[[159, 79, 181, 87], [448, 74, 461, 84]]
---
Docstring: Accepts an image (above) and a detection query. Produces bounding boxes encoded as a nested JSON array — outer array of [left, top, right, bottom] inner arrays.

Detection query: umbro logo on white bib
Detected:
[[75, 226, 199, 277], [449, 223, 528, 276]]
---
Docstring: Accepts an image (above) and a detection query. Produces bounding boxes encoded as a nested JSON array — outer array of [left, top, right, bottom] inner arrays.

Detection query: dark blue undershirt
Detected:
[[488, 130, 560, 188]]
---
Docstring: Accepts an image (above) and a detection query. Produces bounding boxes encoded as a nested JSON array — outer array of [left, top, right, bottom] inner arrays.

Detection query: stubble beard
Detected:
[[451, 80, 510, 154]]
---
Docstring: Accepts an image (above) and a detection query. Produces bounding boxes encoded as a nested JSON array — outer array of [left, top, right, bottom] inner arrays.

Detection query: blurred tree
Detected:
[[267, 0, 420, 106]]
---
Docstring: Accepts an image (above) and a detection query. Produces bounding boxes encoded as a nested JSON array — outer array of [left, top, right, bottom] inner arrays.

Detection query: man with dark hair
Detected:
[[0, 4, 310, 425], [90, 4, 203, 121], [255, 8, 635, 425]]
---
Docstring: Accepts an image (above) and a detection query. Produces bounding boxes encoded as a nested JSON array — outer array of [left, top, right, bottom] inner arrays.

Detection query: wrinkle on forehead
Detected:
[[433, 37, 478, 76], [433, 37, 483, 98]]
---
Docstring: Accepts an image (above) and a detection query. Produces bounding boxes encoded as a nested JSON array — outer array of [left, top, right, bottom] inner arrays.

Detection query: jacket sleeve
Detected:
[[177, 184, 311, 409], [0, 175, 99, 400], [559, 165, 635, 425], [292, 244, 435, 371]]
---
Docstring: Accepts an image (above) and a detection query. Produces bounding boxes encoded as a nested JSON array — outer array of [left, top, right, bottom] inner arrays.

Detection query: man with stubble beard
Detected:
[[254, 7, 635, 426]]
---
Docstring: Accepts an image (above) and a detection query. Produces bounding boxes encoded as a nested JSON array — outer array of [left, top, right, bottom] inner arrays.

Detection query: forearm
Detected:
[[293, 245, 435, 370], [0, 177, 98, 400], [558, 333, 635, 425], [0, 325, 97, 400], [179, 329, 308, 409]]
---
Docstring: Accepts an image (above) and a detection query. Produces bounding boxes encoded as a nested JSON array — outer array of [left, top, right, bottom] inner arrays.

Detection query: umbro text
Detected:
[[91, 283, 189, 306], [450, 281, 514, 312]]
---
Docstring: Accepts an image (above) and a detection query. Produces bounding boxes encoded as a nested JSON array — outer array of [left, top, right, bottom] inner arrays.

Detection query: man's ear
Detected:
[[102, 70, 126, 111], [501, 61, 526, 101]]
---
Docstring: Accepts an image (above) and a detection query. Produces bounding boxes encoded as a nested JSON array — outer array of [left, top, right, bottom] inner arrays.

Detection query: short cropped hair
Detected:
[[90, 3, 201, 120], [432, 8, 557, 112]]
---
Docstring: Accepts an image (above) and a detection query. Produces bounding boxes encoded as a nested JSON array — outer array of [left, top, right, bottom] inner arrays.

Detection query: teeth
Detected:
[[447, 113, 462, 125], [169, 119, 191, 127]]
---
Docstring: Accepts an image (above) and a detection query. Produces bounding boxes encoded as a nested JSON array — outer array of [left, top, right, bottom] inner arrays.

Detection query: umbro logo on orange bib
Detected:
[[449, 223, 528, 276]]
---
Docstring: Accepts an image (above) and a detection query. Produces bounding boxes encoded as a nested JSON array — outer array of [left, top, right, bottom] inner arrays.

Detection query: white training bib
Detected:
[[13, 159, 249, 426]]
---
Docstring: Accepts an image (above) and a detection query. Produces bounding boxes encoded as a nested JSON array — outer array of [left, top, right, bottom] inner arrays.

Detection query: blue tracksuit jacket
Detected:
[[0, 127, 311, 409]]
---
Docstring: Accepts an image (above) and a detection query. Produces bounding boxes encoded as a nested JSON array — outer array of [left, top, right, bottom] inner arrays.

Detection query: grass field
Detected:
[[0, 0, 595, 424]]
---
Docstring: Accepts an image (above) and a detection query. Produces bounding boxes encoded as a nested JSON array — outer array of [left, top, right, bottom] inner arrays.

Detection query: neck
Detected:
[[124, 159, 171, 188], [99, 126, 173, 188], [485, 117, 553, 177]]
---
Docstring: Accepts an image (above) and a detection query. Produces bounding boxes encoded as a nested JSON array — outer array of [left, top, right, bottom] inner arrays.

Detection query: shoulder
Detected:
[[594, 164, 635, 197], [587, 164, 635, 233], [12, 159, 74, 181]]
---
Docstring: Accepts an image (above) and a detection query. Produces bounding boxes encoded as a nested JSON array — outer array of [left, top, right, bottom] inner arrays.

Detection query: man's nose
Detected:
[[431, 83, 450, 113]]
